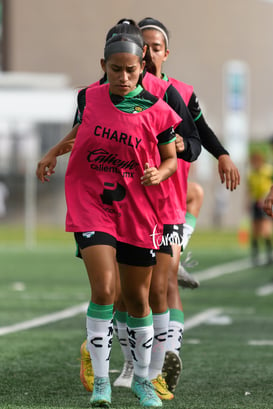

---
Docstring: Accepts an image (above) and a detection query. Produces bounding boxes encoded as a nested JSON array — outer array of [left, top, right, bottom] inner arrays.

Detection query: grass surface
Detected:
[[0, 228, 273, 408]]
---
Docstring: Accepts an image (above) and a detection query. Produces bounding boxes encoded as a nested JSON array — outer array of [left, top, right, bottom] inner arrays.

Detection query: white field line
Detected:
[[193, 257, 273, 297], [248, 340, 273, 346], [192, 251, 273, 282], [0, 304, 222, 337], [192, 258, 252, 282], [0, 257, 256, 337], [0, 302, 88, 336], [256, 283, 273, 296], [184, 308, 223, 330]]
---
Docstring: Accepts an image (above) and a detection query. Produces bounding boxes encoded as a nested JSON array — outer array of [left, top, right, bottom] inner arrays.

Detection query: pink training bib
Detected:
[[65, 83, 181, 249], [166, 77, 195, 217]]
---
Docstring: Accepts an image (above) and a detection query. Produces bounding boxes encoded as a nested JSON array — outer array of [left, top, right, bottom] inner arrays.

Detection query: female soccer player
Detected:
[[137, 16, 240, 394], [91, 20, 201, 400], [247, 150, 273, 265], [37, 19, 202, 404], [37, 26, 183, 408], [105, 17, 239, 396]]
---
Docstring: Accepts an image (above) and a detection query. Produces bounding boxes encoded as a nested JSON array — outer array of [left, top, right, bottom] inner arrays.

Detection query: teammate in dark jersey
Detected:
[[138, 16, 240, 394]]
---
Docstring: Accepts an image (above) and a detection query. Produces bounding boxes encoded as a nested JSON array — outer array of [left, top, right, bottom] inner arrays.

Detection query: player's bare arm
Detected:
[[36, 124, 79, 183]]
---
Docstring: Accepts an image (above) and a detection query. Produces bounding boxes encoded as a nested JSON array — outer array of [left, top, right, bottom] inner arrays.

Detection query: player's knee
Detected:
[[187, 182, 204, 212], [191, 182, 204, 205], [149, 287, 167, 312], [167, 276, 177, 297]]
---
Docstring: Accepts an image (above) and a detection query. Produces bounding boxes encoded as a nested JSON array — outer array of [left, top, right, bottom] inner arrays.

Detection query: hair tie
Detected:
[[139, 24, 169, 48]]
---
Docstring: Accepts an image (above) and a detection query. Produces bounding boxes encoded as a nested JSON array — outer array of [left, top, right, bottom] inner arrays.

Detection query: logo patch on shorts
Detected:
[[82, 232, 95, 238]]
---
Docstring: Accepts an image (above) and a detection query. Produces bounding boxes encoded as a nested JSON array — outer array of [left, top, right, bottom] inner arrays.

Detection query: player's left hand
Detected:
[[141, 163, 161, 186], [218, 154, 240, 191]]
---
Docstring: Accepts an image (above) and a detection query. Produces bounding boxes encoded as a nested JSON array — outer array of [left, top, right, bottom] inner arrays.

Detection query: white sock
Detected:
[[149, 310, 169, 380], [86, 302, 113, 378], [182, 212, 197, 251], [127, 311, 154, 379], [114, 310, 132, 362], [166, 309, 184, 355]]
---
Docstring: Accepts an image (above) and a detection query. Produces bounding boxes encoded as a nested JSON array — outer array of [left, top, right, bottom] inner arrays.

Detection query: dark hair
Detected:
[[104, 20, 147, 85], [105, 19, 156, 75], [138, 17, 170, 50], [105, 19, 144, 48]]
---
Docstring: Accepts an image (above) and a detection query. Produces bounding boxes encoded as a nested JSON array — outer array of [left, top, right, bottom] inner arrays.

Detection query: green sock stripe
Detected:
[[114, 310, 128, 323], [185, 212, 197, 229], [169, 308, 184, 323], [87, 301, 113, 320], [127, 310, 153, 328]]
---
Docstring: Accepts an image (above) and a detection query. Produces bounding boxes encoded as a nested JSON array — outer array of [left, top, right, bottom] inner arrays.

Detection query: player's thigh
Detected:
[[81, 244, 117, 302]]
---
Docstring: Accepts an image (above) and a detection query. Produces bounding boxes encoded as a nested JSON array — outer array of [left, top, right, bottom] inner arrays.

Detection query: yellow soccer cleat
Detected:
[[162, 351, 182, 393], [151, 374, 174, 400], [80, 340, 94, 392]]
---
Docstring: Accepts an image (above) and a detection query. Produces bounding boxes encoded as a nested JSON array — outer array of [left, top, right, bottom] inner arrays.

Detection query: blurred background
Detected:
[[1, 0, 273, 247]]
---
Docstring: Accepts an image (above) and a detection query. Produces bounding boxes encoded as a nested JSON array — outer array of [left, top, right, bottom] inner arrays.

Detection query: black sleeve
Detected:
[[165, 85, 201, 162], [188, 92, 229, 159], [72, 88, 87, 127], [157, 126, 176, 145], [72, 109, 78, 127]]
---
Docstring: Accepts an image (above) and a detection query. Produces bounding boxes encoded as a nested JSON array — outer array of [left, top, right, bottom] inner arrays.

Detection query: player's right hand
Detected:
[[36, 153, 57, 183]]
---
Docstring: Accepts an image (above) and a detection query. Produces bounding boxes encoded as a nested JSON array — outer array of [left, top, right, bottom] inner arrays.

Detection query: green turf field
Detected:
[[0, 228, 273, 409]]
